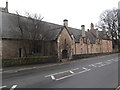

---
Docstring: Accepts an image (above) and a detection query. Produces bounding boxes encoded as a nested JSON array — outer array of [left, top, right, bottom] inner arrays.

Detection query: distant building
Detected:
[[0, 1, 9, 13], [0, 12, 113, 60]]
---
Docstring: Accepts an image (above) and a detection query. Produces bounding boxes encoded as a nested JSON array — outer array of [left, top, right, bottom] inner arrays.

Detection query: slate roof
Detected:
[[1, 12, 110, 44], [98, 31, 111, 40]]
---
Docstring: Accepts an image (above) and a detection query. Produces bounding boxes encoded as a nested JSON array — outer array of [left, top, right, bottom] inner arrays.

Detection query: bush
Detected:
[[72, 52, 118, 60], [2, 56, 58, 67]]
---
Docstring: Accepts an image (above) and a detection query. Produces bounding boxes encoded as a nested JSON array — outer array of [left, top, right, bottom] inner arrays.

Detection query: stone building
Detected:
[[0, 11, 113, 60]]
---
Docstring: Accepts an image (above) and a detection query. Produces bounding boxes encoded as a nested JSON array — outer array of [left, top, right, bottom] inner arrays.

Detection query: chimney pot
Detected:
[[63, 19, 68, 27], [87, 29, 89, 32], [90, 23, 94, 30], [96, 29, 99, 38], [5, 1, 8, 12], [81, 25, 85, 37]]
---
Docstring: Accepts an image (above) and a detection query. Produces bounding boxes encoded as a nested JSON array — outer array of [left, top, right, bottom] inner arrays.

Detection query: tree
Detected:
[[16, 12, 44, 56], [96, 8, 119, 49], [117, 9, 120, 51]]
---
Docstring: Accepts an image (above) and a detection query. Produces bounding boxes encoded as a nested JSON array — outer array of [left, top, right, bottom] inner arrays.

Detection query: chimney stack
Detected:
[[96, 28, 99, 38], [87, 29, 89, 32], [5, 1, 8, 12], [103, 26, 106, 34], [81, 25, 85, 37], [63, 19, 68, 27], [90, 23, 94, 30]]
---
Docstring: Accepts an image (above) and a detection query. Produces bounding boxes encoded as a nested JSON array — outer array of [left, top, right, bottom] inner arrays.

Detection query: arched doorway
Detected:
[[62, 50, 68, 59]]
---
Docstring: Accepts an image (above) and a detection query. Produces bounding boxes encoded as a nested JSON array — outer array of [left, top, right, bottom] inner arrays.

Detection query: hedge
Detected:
[[2, 56, 58, 67], [72, 52, 119, 60]]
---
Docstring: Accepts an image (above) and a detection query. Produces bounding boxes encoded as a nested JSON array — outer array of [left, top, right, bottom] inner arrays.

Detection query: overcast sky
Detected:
[[0, 0, 119, 29]]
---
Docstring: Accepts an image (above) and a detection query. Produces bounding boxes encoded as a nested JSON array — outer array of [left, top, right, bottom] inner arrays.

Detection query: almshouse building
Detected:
[[0, 4, 113, 60]]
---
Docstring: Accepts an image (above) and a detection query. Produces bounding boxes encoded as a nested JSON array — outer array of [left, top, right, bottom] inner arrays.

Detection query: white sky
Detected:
[[0, 0, 119, 29]]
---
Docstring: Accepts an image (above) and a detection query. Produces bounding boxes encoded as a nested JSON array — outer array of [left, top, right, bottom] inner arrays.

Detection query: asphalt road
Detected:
[[1, 53, 120, 89]]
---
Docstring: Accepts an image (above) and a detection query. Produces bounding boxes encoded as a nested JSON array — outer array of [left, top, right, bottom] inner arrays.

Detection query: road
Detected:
[[1, 53, 120, 89]]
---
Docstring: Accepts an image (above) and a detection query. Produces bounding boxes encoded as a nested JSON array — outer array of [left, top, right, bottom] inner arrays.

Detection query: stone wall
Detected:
[[2, 39, 30, 59], [74, 39, 112, 55], [101, 40, 112, 53], [57, 27, 73, 60]]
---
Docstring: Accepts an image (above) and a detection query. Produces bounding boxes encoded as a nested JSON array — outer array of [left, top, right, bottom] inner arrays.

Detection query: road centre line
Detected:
[[69, 71, 74, 74], [51, 75, 55, 80], [89, 64, 97, 67], [45, 68, 79, 77], [82, 67, 89, 70], [0, 86, 7, 88], [56, 69, 90, 81], [98, 63, 106, 67], [46, 59, 118, 80], [10, 85, 17, 90], [88, 59, 118, 68]]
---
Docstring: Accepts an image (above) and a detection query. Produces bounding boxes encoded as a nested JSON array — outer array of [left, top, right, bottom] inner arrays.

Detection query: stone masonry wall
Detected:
[[57, 27, 73, 60], [2, 39, 30, 59]]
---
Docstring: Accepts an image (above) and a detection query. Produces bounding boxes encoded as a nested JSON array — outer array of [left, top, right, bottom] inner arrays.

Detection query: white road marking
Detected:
[[89, 64, 97, 67], [82, 67, 89, 70], [69, 71, 74, 74], [95, 62, 102, 65], [3, 70, 18, 73], [46, 59, 117, 81], [56, 74, 74, 81], [51, 75, 55, 80], [56, 69, 90, 81], [104, 60, 112, 64], [45, 68, 79, 77], [98, 63, 106, 67], [0, 86, 7, 88], [78, 69, 91, 74], [10, 85, 17, 90]]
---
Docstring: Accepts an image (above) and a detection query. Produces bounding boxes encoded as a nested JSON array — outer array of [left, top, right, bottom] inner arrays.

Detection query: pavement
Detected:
[[1, 53, 120, 89], [1, 53, 118, 73]]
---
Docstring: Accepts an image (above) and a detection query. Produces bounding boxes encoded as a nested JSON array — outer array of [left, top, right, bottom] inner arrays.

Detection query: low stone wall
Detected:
[[2, 56, 58, 67], [72, 52, 118, 60]]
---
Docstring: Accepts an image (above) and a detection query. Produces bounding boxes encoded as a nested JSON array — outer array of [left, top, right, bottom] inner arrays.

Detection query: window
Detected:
[[33, 41, 42, 53], [65, 39, 66, 44], [19, 48, 22, 57], [81, 48, 83, 54]]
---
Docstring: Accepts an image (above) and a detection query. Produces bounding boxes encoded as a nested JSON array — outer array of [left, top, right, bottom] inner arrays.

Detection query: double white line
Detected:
[[45, 68, 79, 80], [45, 68, 79, 78], [45, 67, 91, 81]]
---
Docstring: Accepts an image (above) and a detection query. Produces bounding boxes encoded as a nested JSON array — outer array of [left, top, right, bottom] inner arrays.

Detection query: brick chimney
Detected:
[[5, 1, 8, 12], [96, 28, 99, 38], [103, 26, 106, 35], [63, 19, 68, 27], [90, 23, 94, 30], [81, 25, 85, 37], [118, 1, 120, 9]]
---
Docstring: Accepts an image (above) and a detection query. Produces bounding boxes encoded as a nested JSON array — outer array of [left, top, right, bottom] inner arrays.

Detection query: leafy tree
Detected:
[[96, 8, 119, 49]]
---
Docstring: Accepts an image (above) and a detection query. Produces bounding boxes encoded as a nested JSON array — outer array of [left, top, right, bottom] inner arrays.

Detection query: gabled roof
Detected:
[[86, 32, 97, 44], [1, 12, 110, 44], [98, 31, 111, 40]]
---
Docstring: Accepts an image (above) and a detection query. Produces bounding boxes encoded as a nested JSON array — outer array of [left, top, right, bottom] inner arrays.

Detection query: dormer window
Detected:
[[87, 39, 90, 44]]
